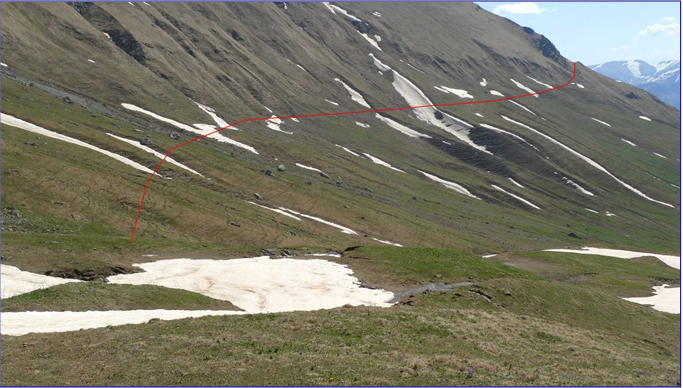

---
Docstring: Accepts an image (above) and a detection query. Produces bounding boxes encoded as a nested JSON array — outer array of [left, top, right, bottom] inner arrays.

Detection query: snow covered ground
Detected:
[[363, 153, 406, 173], [623, 284, 679, 314], [508, 178, 525, 188], [1, 265, 80, 299], [434, 86, 473, 99], [355, 122, 370, 128], [639, 116, 652, 121], [372, 238, 403, 247], [561, 176, 594, 196], [336, 144, 361, 157], [490, 90, 504, 97], [279, 208, 357, 235], [621, 139, 637, 147], [375, 113, 431, 138], [295, 163, 323, 173], [509, 100, 536, 116], [526, 76, 552, 89], [544, 247, 680, 269], [418, 170, 480, 200], [591, 118, 611, 127], [121, 104, 258, 154], [247, 201, 302, 220], [334, 78, 371, 108], [107, 134, 204, 177], [510, 79, 538, 97], [491, 185, 540, 209]]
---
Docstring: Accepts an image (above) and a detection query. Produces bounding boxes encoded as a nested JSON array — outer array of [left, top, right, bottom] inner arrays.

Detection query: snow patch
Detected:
[[561, 177, 594, 196], [375, 113, 431, 138], [509, 100, 536, 116], [585, 208, 599, 214], [479, 78, 487, 87], [102, 32, 112, 40], [194, 102, 230, 129], [355, 122, 370, 128], [87, 59, 96, 64], [363, 153, 405, 173], [247, 201, 302, 221], [1, 114, 158, 175], [336, 144, 360, 157], [508, 178, 525, 188], [334, 78, 370, 108], [621, 139, 637, 147], [482, 254, 497, 258], [479, 123, 539, 151], [279, 208, 357, 235], [435, 86, 473, 99], [623, 284, 679, 314], [575, 83, 585, 89], [295, 163, 323, 173], [591, 118, 611, 127], [654, 152, 667, 159], [526, 76, 552, 89], [325, 99, 339, 106], [490, 90, 504, 97], [373, 11, 381, 17], [1, 265, 80, 299], [372, 238, 403, 247], [510, 79, 538, 97], [544, 247, 679, 269], [419, 170, 480, 200], [475, 113, 484, 118], [639, 116, 651, 121], [491, 185, 540, 209], [121, 103, 257, 154], [107, 134, 203, 177], [357, 31, 382, 51]]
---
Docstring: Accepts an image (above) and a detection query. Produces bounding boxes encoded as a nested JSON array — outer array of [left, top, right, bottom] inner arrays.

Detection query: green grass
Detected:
[[338, 246, 535, 290], [1, 283, 241, 312]]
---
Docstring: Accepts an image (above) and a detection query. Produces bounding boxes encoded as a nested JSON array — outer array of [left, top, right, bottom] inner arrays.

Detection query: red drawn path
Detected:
[[129, 62, 577, 244]]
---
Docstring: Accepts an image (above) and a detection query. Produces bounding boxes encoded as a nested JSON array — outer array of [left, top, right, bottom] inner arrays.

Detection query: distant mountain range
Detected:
[[589, 60, 680, 109]]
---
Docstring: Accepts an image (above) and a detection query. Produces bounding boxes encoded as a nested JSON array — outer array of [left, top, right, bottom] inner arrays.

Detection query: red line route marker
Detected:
[[129, 62, 577, 244]]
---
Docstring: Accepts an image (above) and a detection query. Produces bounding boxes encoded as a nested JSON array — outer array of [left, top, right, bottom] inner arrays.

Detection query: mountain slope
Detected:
[[590, 59, 680, 108]]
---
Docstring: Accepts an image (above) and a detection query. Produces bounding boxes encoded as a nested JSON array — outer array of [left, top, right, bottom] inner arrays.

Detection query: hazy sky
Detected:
[[476, 2, 680, 65]]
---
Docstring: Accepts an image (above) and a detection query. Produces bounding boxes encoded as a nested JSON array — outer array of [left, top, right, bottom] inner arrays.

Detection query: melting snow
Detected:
[[605, 211, 617, 217], [372, 238, 403, 247], [480, 78, 487, 87], [623, 284, 679, 314], [368, 54, 488, 153], [1, 114, 158, 175], [639, 116, 651, 121], [585, 208, 599, 214], [373, 11, 381, 17], [121, 104, 258, 154], [279, 208, 357, 235], [654, 152, 667, 159], [406, 63, 424, 74], [128, 1, 135, 6], [336, 144, 360, 157], [375, 113, 431, 138], [576, 83, 585, 89], [500, 115, 674, 208], [482, 254, 497, 258], [194, 102, 230, 129], [247, 201, 302, 221], [526, 76, 552, 89], [419, 170, 480, 200], [107, 134, 203, 177], [323, 2, 361, 22], [479, 123, 539, 151], [591, 118, 611, 127], [510, 79, 538, 98], [355, 122, 370, 128], [475, 113, 484, 118], [1, 309, 246, 336], [561, 177, 594, 196], [363, 153, 405, 173], [102, 32, 112, 40], [435, 86, 473, 99], [87, 59, 96, 64], [109, 257, 391, 312], [544, 247, 680, 269], [1, 265, 80, 299], [325, 99, 339, 106], [509, 100, 536, 115], [490, 90, 504, 97], [295, 163, 322, 173], [621, 139, 637, 147], [357, 31, 382, 50], [266, 116, 293, 135], [491, 185, 540, 209], [290, 117, 300, 122], [334, 78, 371, 108], [0, 63, 7, 68], [374, 35, 381, 42], [508, 178, 525, 188]]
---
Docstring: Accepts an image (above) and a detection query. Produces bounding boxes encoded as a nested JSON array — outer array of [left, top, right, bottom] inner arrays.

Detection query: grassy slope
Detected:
[[1, 247, 679, 386], [1, 283, 241, 312]]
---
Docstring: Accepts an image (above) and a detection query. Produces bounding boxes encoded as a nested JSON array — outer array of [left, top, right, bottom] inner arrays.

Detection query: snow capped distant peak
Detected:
[[625, 60, 643, 78]]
